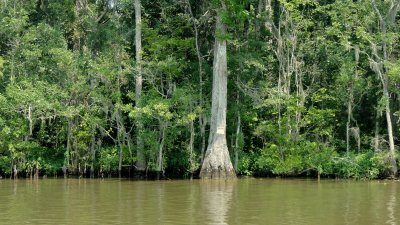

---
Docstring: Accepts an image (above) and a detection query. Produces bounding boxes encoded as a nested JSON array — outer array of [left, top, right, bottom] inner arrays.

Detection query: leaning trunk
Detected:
[[199, 11, 235, 179], [383, 83, 397, 176], [370, 0, 399, 177]]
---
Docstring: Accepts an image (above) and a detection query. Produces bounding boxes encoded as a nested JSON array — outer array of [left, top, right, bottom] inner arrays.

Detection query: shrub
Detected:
[[332, 151, 390, 179]]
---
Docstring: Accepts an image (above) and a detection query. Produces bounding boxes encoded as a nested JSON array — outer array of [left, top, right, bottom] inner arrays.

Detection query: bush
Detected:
[[98, 147, 119, 175], [332, 151, 391, 179], [255, 141, 336, 177], [238, 152, 256, 176], [0, 155, 11, 175]]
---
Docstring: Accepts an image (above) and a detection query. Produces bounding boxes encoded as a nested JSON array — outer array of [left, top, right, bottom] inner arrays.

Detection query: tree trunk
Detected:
[[34, 163, 39, 179], [384, 83, 398, 176], [28, 104, 33, 139], [346, 91, 352, 155], [294, 58, 304, 140], [234, 72, 241, 172], [13, 164, 17, 179], [374, 112, 380, 152], [65, 118, 72, 176], [370, 0, 398, 177], [117, 51, 124, 179], [156, 122, 166, 179], [134, 0, 146, 172], [186, 0, 207, 164], [90, 127, 96, 178], [234, 113, 241, 172], [199, 11, 235, 179], [118, 138, 122, 178], [125, 133, 133, 177], [371, 58, 397, 176], [346, 63, 354, 154], [189, 104, 195, 179]]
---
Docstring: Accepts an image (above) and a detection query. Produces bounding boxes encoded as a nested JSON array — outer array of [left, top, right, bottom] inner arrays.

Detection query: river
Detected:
[[0, 178, 398, 224]]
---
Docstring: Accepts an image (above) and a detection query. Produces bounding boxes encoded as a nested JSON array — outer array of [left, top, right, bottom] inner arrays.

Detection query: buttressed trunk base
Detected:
[[199, 11, 235, 179], [200, 134, 236, 179]]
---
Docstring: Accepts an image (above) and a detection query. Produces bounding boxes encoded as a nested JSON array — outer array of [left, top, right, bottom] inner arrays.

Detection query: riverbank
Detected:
[[1, 149, 398, 180]]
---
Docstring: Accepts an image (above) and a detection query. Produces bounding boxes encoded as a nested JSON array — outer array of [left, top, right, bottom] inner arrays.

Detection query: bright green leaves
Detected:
[[256, 141, 336, 176], [0, 0, 399, 178], [0, 0, 35, 40], [22, 23, 67, 49], [152, 101, 173, 120], [99, 147, 119, 175], [386, 60, 400, 82], [310, 88, 336, 103], [0, 56, 4, 78], [6, 80, 66, 112], [43, 0, 75, 30], [333, 151, 391, 179], [219, 0, 249, 27], [127, 87, 198, 126], [8, 23, 72, 83]]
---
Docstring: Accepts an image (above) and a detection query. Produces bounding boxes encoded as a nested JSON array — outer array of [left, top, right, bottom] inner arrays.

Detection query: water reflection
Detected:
[[13, 179, 17, 195], [343, 183, 351, 225], [386, 183, 397, 225], [1, 179, 399, 224], [188, 181, 198, 225], [201, 180, 234, 225], [134, 182, 145, 225]]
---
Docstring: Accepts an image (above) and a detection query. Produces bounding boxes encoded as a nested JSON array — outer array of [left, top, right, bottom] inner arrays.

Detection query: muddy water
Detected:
[[0, 178, 398, 225]]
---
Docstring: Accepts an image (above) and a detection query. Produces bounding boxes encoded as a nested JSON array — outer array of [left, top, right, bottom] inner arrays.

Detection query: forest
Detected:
[[0, 0, 400, 179]]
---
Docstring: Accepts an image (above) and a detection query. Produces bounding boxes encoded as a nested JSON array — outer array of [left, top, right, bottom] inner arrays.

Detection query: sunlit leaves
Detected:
[[0, 56, 4, 78]]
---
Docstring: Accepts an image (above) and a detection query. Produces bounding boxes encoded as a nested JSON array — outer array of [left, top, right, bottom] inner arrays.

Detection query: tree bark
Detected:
[[234, 71, 241, 172], [117, 51, 124, 178], [135, 0, 146, 171], [13, 164, 17, 179], [370, 0, 398, 177], [156, 121, 166, 179], [90, 128, 96, 178], [199, 11, 235, 179], [28, 104, 33, 139], [370, 55, 397, 176], [374, 112, 380, 152], [383, 82, 398, 176], [189, 103, 195, 179], [64, 118, 72, 176], [186, 0, 207, 164], [346, 79, 353, 155], [234, 112, 241, 172]]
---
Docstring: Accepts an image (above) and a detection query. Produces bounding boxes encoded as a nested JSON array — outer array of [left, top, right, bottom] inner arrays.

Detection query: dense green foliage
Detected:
[[0, 0, 400, 179]]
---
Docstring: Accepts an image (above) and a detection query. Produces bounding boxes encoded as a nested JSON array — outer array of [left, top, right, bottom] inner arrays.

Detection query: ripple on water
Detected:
[[0, 179, 398, 225]]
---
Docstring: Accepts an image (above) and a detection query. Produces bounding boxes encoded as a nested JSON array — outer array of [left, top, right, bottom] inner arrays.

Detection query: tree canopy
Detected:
[[1, 0, 400, 179]]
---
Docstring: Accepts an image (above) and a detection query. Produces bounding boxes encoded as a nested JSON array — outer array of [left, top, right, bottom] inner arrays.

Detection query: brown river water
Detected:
[[0, 178, 399, 225]]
